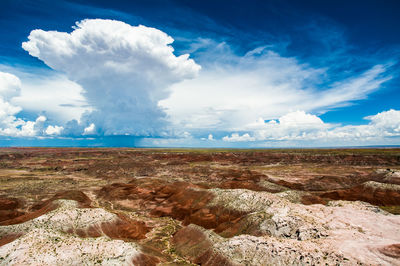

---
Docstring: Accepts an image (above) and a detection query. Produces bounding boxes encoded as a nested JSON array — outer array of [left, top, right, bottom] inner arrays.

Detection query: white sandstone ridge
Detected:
[[206, 188, 400, 265], [0, 200, 141, 265]]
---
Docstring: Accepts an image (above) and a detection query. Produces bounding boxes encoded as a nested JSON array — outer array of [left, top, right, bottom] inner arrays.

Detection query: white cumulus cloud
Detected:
[[22, 19, 201, 136], [0, 72, 63, 137], [83, 123, 95, 135], [222, 109, 400, 144], [365, 109, 400, 133], [45, 125, 64, 135], [223, 133, 255, 142], [0, 72, 21, 100], [249, 111, 328, 141]]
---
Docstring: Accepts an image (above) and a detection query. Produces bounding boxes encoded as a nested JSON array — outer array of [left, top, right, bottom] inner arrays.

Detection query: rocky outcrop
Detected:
[[319, 181, 400, 206], [98, 180, 249, 236], [0, 200, 147, 265]]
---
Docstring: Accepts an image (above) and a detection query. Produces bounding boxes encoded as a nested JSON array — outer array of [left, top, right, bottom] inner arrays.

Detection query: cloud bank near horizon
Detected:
[[223, 109, 400, 143]]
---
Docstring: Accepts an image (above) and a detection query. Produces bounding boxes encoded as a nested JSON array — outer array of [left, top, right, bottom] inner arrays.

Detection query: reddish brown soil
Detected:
[[33, 190, 93, 210], [0, 197, 21, 210], [0, 233, 22, 247], [0, 190, 93, 226], [171, 225, 233, 265], [0, 197, 24, 223], [68, 213, 151, 241], [378, 244, 400, 259], [318, 184, 400, 206], [0, 201, 58, 226], [131, 253, 160, 266], [300, 194, 328, 205]]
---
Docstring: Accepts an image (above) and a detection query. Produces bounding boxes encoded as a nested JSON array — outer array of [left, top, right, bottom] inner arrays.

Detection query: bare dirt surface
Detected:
[[0, 147, 400, 265]]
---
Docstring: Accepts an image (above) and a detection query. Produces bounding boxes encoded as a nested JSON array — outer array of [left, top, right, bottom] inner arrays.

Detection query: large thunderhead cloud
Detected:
[[22, 19, 201, 136]]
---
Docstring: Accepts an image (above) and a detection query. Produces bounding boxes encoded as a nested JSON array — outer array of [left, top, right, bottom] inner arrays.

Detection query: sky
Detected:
[[0, 0, 399, 147]]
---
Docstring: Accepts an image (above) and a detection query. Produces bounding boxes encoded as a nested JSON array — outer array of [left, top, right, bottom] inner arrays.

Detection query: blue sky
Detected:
[[0, 0, 399, 147]]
